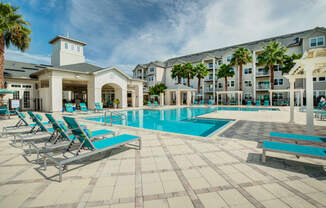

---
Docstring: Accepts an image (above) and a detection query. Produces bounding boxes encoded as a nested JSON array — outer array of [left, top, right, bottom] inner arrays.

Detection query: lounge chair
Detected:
[[262, 141, 326, 163], [148, 101, 152, 107], [199, 100, 204, 105], [208, 100, 213, 105], [247, 100, 252, 106], [1, 111, 47, 137], [65, 103, 75, 114], [41, 116, 140, 182], [94, 102, 104, 113], [268, 132, 326, 147], [256, 100, 261, 106], [153, 101, 159, 107], [0, 106, 16, 119], [264, 100, 269, 106], [79, 103, 90, 113], [193, 100, 198, 105]]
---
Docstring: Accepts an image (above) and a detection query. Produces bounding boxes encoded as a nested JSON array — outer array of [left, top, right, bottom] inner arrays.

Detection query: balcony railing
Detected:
[[256, 71, 270, 77], [256, 85, 270, 90]]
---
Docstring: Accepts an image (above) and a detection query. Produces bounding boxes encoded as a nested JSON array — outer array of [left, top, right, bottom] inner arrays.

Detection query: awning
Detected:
[[0, 89, 16, 94]]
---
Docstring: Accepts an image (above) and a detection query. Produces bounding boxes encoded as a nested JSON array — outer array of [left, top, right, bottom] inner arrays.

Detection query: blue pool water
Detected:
[[84, 107, 279, 137], [85, 108, 232, 137]]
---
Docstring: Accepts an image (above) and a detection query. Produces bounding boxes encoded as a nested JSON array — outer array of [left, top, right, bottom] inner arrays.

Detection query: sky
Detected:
[[5, 0, 326, 75]]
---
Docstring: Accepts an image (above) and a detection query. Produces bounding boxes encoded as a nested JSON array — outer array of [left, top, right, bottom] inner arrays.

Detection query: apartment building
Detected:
[[133, 27, 326, 104]]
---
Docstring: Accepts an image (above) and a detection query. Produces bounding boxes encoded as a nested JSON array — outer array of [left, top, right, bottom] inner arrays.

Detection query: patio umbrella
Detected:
[[0, 89, 16, 94]]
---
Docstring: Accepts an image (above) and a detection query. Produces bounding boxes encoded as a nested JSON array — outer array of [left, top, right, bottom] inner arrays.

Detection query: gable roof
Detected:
[[48, 35, 87, 46], [57, 63, 104, 73]]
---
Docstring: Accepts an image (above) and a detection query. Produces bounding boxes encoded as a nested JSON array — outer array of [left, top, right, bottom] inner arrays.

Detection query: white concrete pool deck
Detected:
[[0, 107, 325, 208]]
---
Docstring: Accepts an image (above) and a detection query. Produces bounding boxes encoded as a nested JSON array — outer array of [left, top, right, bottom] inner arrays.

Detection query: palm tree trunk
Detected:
[[198, 76, 201, 100], [187, 73, 190, 87], [178, 76, 181, 84], [0, 34, 4, 89], [239, 62, 243, 91], [270, 65, 274, 90], [225, 77, 228, 103]]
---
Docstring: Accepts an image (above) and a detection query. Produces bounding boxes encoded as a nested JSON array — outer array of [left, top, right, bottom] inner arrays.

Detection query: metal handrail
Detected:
[[103, 110, 127, 126]]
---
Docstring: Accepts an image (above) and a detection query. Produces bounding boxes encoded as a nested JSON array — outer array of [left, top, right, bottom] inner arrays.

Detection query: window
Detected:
[[149, 67, 155, 72], [244, 68, 252, 74], [310, 36, 325, 47], [226, 56, 232, 62], [218, 83, 222, 88], [71, 44, 74, 50], [64, 42, 68, 49], [228, 80, 235, 87], [22, 85, 32, 88], [148, 76, 154, 82], [319, 77, 326, 82], [231, 68, 235, 72], [244, 93, 252, 100], [208, 62, 213, 68], [11, 84, 21, 88], [244, 81, 252, 87], [23, 91, 30, 108], [313, 77, 317, 81], [274, 78, 283, 86], [218, 60, 222, 65], [13, 91, 19, 99], [77, 46, 80, 52]]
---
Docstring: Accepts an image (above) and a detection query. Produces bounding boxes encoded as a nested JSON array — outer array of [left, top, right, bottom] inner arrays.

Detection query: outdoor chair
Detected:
[[199, 100, 204, 105], [256, 100, 261, 106], [65, 103, 75, 114], [264, 100, 269, 106], [0, 106, 16, 119], [41, 116, 140, 182], [262, 140, 326, 163], [267, 132, 326, 147], [79, 103, 90, 113], [208, 100, 213, 105], [148, 101, 152, 107], [193, 100, 198, 105], [94, 102, 104, 113], [247, 100, 252, 106], [153, 101, 159, 107]]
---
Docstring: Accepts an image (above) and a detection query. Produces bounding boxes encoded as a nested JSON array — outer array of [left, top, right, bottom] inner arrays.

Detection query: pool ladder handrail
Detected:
[[103, 110, 127, 126]]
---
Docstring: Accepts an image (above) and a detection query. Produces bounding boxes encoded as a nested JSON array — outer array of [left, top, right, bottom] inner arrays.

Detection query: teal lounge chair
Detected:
[[256, 100, 261, 106], [79, 103, 90, 113], [208, 100, 213, 105], [0, 106, 16, 118], [42, 116, 140, 182], [94, 102, 104, 112], [247, 100, 252, 106], [193, 100, 198, 105], [148, 101, 152, 107], [268, 132, 326, 147], [199, 100, 204, 105], [153, 101, 159, 107], [65, 103, 75, 114], [262, 141, 326, 163], [264, 100, 269, 106]]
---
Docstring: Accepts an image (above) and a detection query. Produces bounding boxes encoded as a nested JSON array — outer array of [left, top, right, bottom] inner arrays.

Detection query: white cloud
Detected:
[[5, 49, 51, 64]]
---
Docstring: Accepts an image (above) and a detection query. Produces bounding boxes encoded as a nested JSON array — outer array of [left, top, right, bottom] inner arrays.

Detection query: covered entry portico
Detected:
[[32, 66, 143, 112]]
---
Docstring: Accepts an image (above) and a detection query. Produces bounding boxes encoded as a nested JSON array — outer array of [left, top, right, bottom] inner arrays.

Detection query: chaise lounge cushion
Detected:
[[93, 134, 139, 150]]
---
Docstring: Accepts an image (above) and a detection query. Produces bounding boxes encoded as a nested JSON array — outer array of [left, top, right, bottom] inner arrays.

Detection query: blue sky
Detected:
[[5, 0, 326, 75]]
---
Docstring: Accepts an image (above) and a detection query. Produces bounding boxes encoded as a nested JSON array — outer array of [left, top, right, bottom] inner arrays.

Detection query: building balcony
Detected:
[[256, 71, 270, 77], [256, 85, 270, 91], [204, 88, 214, 92]]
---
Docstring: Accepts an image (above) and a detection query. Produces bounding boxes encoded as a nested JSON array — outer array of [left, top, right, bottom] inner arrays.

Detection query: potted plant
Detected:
[[113, 98, 120, 109]]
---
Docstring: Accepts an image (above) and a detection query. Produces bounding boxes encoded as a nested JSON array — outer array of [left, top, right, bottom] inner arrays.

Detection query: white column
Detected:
[[289, 77, 295, 123], [136, 84, 143, 107], [186, 91, 192, 105], [87, 78, 95, 110], [269, 91, 272, 106], [160, 92, 164, 106], [141, 68, 144, 80], [252, 51, 257, 101], [165, 91, 170, 105], [131, 91, 136, 107], [176, 91, 181, 106], [216, 92, 219, 106], [121, 88, 127, 108], [301, 90, 304, 106], [306, 67, 314, 134], [213, 58, 216, 104], [49, 75, 62, 112]]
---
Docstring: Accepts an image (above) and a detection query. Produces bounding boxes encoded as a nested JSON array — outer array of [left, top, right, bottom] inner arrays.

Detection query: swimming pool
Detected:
[[85, 108, 233, 137], [216, 106, 280, 111]]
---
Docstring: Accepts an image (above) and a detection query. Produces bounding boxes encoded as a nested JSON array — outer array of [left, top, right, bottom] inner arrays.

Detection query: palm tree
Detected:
[[0, 3, 31, 89], [217, 64, 235, 103], [194, 63, 209, 100], [257, 41, 287, 89], [231, 47, 252, 91], [171, 64, 183, 84], [281, 53, 302, 74], [181, 62, 195, 87]]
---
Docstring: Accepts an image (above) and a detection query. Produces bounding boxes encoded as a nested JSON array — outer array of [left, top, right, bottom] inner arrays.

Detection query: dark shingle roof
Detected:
[[4, 60, 50, 79], [57, 63, 103, 73]]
